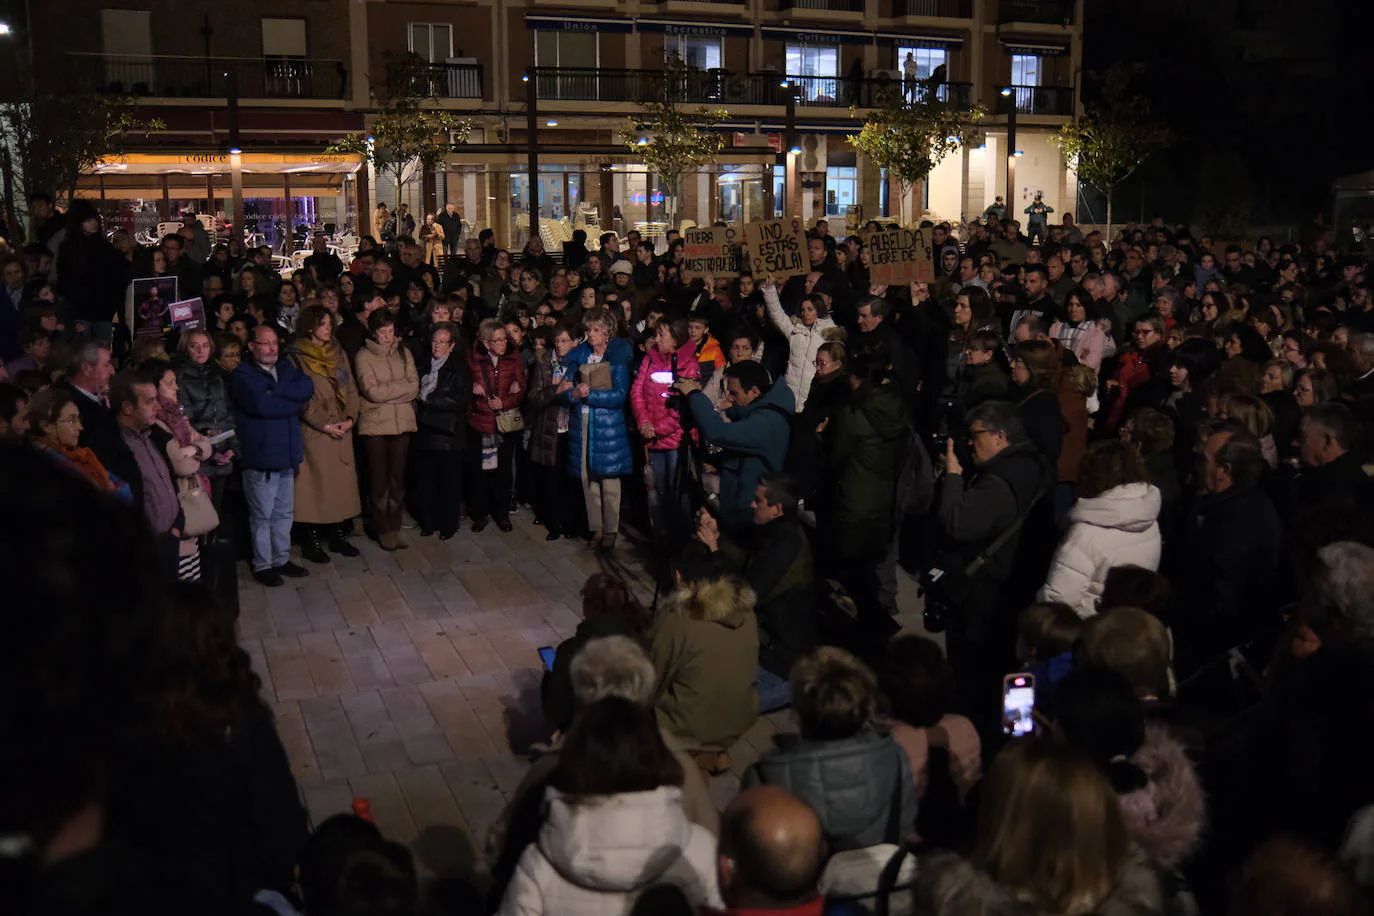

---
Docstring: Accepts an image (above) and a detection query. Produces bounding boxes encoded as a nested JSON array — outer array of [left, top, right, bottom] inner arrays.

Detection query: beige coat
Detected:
[[354, 338, 418, 437], [292, 342, 362, 524]]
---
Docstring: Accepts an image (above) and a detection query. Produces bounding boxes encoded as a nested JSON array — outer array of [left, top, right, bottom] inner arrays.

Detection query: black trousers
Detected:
[[533, 434, 587, 537], [412, 448, 464, 536], [466, 432, 517, 523]]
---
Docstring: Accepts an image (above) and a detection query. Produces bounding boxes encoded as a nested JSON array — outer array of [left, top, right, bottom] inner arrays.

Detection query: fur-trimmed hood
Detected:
[[661, 577, 756, 629], [1119, 723, 1207, 870], [916, 848, 1163, 916]]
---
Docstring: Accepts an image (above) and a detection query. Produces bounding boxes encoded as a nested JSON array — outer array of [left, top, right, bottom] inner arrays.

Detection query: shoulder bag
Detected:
[[483, 359, 525, 434]]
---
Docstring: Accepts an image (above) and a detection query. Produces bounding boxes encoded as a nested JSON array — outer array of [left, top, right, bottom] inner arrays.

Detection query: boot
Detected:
[[378, 531, 399, 551], [327, 523, 360, 558], [301, 524, 330, 564]]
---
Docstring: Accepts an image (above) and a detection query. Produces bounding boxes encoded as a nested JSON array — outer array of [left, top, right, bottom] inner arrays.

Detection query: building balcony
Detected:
[[67, 52, 348, 100], [421, 63, 484, 100], [996, 84, 1075, 116], [534, 67, 974, 111], [998, 0, 1075, 25], [778, 0, 866, 13], [891, 0, 972, 17]]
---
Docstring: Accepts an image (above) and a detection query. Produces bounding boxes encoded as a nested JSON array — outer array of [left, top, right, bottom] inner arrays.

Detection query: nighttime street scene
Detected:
[[4, 0, 1374, 912]]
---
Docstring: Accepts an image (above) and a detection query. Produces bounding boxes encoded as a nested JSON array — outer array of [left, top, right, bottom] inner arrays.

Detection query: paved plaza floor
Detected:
[[238, 512, 922, 890]]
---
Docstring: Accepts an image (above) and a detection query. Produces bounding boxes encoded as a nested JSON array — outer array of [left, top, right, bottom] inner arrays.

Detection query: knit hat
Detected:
[[609, 260, 633, 277]]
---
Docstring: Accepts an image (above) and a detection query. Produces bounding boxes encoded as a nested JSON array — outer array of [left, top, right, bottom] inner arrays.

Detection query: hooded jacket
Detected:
[[915, 848, 1163, 916], [1118, 723, 1206, 871], [687, 377, 796, 531], [650, 578, 760, 750], [762, 284, 844, 412], [1039, 482, 1163, 617], [497, 786, 721, 916], [747, 728, 917, 852], [561, 336, 634, 478], [631, 341, 701, 452]]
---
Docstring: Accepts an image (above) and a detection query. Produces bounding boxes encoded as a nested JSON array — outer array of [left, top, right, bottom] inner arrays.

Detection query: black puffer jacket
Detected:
[[175, 357, 237, 477], [414, 350, 473, 452], [745, 728, 916, 851]]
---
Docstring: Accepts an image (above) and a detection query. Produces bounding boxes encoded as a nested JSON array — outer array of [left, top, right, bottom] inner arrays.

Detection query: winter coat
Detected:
[[480, 268, 513, 314], [524, 348, 571, 468], [354, 338, 419, 437], [826, 381, 909, 559], [936, 441, 1051, 583], [1118, 723, 1206, 871], [175, 357, 238, 477], [686, 377, 796, 531], [763, 284, 844, 412], [746, 729, 917, 852], [1056, 383, 1090, 483], [560, 338, 633, 479], [915, 848, 1163, 916], [56, 233, 132, 324], [631, 342, 700, 452], [467, 341, 527, 435], [290, 342, 362, 525], [1014, 385, 1064, 468], [414, 352, 473, 452], [715, 515, 816, 664], [650, 578, 760, 750], [497, 786, 721, 916], [229, 359, 314, 472], [787, 370, 853, 498], [1039, 483, 1163, 617]]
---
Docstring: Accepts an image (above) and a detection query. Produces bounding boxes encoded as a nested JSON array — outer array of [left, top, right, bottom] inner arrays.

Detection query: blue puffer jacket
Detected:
[[560, 336, 633, 479], [687, 376, 795, 530], [230, 359, 315, 471]]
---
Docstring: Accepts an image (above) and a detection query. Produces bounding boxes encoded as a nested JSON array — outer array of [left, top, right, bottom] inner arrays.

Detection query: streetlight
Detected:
[[1000, 86, 1017, 208]]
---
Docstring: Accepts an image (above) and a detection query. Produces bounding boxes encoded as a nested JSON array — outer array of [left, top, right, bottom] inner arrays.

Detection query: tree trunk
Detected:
[[1105, 188, 1113, 247]]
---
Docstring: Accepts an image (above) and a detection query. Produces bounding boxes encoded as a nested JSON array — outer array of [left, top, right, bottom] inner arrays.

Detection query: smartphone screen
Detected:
[[537, 646, 557, 672], [1002, 673, 1036, 737]]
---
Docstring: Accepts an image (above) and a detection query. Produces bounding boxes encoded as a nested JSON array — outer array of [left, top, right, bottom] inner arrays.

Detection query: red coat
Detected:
[[630, 341, 701, 451], [467, 341, 527, 434]]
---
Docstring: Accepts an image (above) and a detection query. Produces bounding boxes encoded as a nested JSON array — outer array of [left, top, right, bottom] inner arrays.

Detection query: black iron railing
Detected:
[[892, 0, 972, 15], [422, 63, 484, 99], [996, 84, 1075, 115], [998, 0, 1075, 24], [779, 0, 866, 11], [67, 52, 348, 99]]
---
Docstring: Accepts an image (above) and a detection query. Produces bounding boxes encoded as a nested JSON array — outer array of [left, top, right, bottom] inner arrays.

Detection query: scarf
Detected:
[[292, 338, 348, 414], [53, 444, 117, 494]]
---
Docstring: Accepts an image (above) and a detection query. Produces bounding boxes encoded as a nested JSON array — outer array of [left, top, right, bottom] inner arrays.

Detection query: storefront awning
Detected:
[[874, 32, 964, 49], [92, 152, 364, 175], [1000, 40, 1069, 56], [635, 20, 755, 36], [760, 26, 873, 45], [526, 14, 635, 33]]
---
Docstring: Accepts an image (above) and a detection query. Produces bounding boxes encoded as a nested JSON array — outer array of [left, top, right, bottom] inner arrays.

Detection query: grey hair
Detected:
[[965, 400, 1027, 445], [1348, 332, 1374, 370], [68, 340, 110, 378], [1315, 542, 1374, 637], [858, 296, 889, 319], [570, 636, 656, 708]]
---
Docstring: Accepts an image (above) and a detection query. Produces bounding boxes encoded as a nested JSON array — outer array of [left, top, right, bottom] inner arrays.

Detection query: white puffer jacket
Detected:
[[498, 786, 721, 915], [1038, 482, 1162, 617], [764, 284, 842, 412]]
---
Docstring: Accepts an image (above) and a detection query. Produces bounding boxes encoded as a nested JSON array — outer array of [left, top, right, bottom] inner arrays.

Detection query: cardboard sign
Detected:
[[861, 227, 933, 285], [170, 297, 207, 332], [744, 219, 809, 280], [682, 226, 741, 280], [128, 276, 179, 339]]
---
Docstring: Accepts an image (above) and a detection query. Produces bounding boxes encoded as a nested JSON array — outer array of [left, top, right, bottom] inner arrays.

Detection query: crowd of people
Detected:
[[5, 189, 1374, 916]]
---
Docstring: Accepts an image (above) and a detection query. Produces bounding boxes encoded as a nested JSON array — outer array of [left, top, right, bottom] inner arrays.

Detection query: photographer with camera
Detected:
[[929, 401, 1051, 730], [673, 360, 794, 533]]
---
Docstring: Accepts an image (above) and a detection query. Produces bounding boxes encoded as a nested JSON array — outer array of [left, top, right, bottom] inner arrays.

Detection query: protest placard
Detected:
[[744, 219, 808, 279], [128, 276, 179, 339], [681, 226, 741, 280], [861, 226, 933, 285], [169, 297, 207, 332]]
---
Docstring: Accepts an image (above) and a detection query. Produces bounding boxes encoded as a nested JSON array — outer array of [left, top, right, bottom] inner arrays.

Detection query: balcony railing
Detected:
[[996, 84, 1075, 115], [656, 0, 747, 4], [421, 63, 484, 99], [892, 0, 972, 15], [67, 52, 348, 99], [535, 68, 973, 110], [999, 0, 1075, 24], [780, 0, 866, 11]]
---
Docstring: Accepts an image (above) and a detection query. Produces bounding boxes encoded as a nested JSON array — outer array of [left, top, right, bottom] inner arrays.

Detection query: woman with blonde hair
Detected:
[[1215, 392, 1278, 469], [917, 740, 1162, 915]]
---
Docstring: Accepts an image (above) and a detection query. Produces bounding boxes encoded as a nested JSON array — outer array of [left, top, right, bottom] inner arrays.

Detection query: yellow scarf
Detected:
[[291, 338, 348, 414]]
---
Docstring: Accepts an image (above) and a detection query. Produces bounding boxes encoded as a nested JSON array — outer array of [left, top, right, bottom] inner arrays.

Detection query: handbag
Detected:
[[483, 359, 525, 434], [177, 476, 219, 537]]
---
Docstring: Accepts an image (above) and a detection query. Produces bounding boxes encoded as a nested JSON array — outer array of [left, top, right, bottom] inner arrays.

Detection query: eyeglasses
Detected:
[[967, 427, 994, 441]]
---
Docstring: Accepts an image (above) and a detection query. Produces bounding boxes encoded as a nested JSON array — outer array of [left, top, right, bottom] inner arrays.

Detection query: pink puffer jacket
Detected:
[[631, 342, 701, 451]]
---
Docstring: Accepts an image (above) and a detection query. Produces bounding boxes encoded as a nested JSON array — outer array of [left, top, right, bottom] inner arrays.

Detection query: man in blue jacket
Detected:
[[676, 360, 795, 532], [231, 325, 315, 587]]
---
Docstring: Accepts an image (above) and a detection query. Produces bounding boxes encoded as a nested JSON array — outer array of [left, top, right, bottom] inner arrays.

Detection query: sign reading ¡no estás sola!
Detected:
[[861, 227, 933, 285], [744, 219, 809, 279], [682, 227, 741, 279]]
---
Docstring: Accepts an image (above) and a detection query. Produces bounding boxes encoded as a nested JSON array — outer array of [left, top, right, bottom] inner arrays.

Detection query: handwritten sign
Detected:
[[744, 219, 808, 279], [861, 227, 933, 285], [682, 227, 740, 280]]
